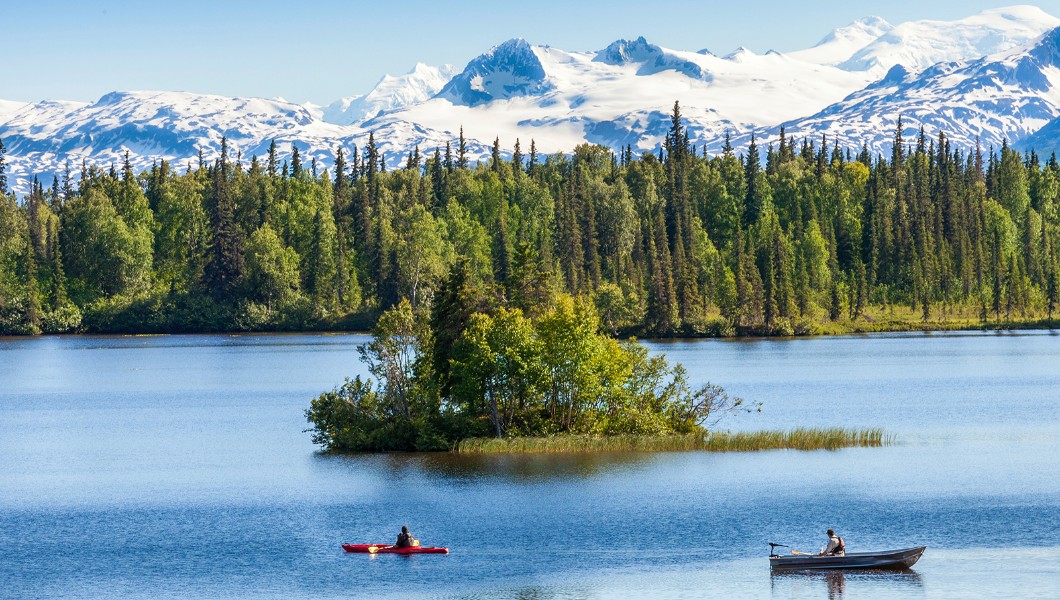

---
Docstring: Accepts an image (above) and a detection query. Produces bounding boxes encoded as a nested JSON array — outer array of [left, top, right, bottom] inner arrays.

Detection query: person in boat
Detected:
[[395, 525, 416, 548], [819, 529, 845, 556]]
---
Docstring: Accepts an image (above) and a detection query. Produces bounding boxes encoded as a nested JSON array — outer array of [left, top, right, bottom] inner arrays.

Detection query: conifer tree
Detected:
[[0, 137, 7, 196], [267, 140, 278, 179], [291, 144, 303, 179], [491, 137, 502, 173], [743, 134, 762, 227], [457, 127, 468, 169], [204, 137, 244, 298], [512, 139, 523, 174]]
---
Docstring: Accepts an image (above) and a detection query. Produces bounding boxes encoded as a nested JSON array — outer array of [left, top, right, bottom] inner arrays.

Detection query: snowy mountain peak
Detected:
[[594, 37, 707, 79], [322, 62, 457, 125], [437, 38, 552, 106], [595, 36, 658, 64], [749, 18, 1060, 163], [724, 47, 756, 61], [839, 4, 1060, 74], [787, 16, 892, 67], [823, 16, 893, 43]]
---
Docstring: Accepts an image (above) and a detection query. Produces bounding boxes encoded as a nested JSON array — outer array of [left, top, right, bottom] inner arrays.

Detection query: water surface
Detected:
[[1, 332, 1058, 599]]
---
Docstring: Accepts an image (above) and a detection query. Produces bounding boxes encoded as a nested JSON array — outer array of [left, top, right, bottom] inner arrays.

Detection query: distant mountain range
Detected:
[[2, 5, 1060, 194]]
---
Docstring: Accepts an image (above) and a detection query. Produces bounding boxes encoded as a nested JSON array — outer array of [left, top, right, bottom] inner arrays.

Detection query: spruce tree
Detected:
[[0, 137, 7, 196], [457, 127, 468, 170], [512, 139, 523, 174], [291, 144, 303, 179], [743, 134, 762, 228], [204, 137, 244, 299], [491, 137, 502, 173]]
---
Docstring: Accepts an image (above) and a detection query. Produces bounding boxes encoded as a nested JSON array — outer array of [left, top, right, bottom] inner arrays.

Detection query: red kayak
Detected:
[[342, 543, 449, 555]]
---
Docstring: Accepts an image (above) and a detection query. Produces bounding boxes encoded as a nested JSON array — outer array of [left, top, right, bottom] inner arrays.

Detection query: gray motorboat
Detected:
[[768, 543, 926, 570]]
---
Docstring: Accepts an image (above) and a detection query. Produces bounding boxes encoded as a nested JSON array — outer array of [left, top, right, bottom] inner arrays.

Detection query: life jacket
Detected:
[[396, 532, 412, 548], [830, 536, 845, 555]]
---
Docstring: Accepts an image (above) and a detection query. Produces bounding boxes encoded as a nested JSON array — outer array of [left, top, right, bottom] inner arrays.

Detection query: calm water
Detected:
[[1, 332, 1059, 599]]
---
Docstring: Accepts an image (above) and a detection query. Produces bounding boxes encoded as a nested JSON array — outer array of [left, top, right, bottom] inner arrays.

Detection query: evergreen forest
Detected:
[[2, 104, 1059, 336]]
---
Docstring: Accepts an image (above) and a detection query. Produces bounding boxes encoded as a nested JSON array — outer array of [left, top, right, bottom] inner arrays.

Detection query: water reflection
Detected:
[[770, 569, 924, 599], [320, 450, 663, 482]]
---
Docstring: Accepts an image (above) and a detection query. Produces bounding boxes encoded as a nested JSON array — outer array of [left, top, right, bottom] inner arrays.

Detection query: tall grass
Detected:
[[700, 427, 890, 452], [455, 428, 891, 454]]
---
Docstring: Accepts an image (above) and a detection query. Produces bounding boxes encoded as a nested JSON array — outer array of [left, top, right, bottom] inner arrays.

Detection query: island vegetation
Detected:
[[305, 291, 757, 451], [303, 282, 888, 452], [1, 104, 1059, 337]]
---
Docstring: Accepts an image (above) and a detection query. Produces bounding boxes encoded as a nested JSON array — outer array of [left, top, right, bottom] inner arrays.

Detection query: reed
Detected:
[[455, 428, 890, 454], [700, 427, 891, 452]]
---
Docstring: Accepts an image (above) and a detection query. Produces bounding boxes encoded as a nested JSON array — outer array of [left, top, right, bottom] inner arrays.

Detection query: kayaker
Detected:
[[395, 525, 416, 548], [819, 529, 845, 556]]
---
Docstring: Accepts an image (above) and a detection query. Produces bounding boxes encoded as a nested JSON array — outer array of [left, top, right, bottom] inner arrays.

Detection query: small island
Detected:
[[305, 270, 887, 453]]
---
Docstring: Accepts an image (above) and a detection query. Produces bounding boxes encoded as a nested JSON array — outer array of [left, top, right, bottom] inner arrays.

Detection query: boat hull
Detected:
[[342, 543, 449, 555], [769, 546, 925, 570]]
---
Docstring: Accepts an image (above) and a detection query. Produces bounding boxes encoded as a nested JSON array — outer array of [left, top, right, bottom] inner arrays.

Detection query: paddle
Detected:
[[791, 550, 816, 556], [367, 545, 392, 554]]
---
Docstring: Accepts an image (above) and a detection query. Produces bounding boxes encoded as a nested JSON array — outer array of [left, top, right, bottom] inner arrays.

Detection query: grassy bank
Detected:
[[455, 427, 891, 454], [802, 305, 1060, 337]]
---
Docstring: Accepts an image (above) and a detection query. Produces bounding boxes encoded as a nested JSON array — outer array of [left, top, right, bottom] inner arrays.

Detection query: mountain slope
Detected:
[[840, 5, 1060, 75], [0, 91, 490, 193], [788, 16, 894, 67], [321, 63, 457, 125], [735, 26, 1060, 156], [389, 37, 873, 155]]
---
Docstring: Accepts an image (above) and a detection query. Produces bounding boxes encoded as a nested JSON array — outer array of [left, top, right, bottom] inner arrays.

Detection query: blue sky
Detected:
[[4, 1, 1060, 105]]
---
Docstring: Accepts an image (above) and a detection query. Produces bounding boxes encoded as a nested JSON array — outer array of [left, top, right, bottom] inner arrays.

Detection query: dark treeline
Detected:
[[1, 104, 1059, 335]]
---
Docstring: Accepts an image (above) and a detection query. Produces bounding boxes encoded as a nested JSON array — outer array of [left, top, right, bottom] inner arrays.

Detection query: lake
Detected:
[[1, 332, 1059, 599]]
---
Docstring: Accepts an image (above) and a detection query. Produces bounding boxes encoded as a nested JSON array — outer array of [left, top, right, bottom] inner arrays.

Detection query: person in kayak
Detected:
[[819, 529, 845, 556], [395, 525, 416, 548]]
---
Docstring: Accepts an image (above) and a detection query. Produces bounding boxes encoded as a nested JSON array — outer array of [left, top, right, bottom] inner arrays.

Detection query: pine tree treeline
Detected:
[[2, 103, 1060, 335]]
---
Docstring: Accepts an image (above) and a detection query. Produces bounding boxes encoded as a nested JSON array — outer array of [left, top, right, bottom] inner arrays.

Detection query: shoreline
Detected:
[[3, 319, 1057, 341]]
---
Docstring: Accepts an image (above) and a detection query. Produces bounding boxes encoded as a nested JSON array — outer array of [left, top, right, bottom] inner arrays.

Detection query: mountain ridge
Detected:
[[3, 5, 1060, 195]]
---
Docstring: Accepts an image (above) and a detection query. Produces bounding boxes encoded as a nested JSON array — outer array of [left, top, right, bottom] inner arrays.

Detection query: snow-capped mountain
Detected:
[[4, 5, 1060, 196], [0, 91, 490, 192], [838, 5, 1060, 75], [436, 38, 555, 106], [738, 26, 1060, 157], [321, 63, 457, 125], [788, 16, 894, 67], [387, 36, 873, 156]]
